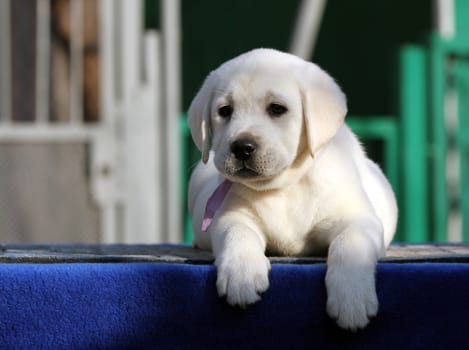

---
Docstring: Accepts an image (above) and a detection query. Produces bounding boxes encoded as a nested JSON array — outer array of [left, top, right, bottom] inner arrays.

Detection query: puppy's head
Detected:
[[188, 48, 347, 188]]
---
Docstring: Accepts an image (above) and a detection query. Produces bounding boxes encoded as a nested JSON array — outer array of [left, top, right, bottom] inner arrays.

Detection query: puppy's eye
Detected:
[[267, 103, 288, 117], [218, 105, 233, 119]]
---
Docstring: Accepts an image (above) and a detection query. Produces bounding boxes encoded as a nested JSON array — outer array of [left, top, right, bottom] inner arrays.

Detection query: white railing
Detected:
[[0, 0, 182, 243], [0, 0, 12, 123]]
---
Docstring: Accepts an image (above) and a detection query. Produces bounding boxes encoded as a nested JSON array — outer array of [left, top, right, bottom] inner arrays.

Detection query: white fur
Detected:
[[188, 48, 398, 331]]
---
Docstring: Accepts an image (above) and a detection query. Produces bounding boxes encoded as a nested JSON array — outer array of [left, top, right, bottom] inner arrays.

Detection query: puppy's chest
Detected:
[[251, 187, 320, 254]]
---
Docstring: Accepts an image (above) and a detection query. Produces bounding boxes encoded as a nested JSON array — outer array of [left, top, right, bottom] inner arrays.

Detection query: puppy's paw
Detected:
[[325, 267, 378, 331], [215, 252, 271, 307]]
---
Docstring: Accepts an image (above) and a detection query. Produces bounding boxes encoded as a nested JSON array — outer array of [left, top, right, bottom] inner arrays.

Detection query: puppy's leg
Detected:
[[211, 217, 271, 307], [325, 216, 385, 331]]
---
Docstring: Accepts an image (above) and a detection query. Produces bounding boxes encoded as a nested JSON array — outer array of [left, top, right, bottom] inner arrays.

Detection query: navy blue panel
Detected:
[[0, 263, 468, 349]]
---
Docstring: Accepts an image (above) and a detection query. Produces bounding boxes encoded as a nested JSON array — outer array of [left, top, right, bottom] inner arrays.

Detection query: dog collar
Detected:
[[201, 179, 232, 232]]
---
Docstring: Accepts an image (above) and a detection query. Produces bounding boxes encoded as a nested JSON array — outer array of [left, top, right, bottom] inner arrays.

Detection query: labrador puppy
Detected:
[[187, 48, 398, 331]]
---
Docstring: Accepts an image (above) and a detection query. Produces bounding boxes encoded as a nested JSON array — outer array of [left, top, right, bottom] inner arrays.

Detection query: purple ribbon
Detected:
[[201, 180, 232, 232]]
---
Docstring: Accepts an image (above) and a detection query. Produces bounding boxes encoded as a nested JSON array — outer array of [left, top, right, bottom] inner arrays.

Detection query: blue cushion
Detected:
[[0, 246, 468, 349]]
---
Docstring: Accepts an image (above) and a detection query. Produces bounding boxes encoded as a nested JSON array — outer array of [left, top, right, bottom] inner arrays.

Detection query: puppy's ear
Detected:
[[188, 72, 216, 163], [301, 64, 347, 156]]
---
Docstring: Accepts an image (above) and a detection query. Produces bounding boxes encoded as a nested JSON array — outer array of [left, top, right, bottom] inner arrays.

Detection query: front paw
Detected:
[[325, 267, 378, 331], [215, 252, 271, 307]]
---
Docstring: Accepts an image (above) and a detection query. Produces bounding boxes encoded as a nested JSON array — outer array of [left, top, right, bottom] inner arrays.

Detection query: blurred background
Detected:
[[0, 0, 467, 244]]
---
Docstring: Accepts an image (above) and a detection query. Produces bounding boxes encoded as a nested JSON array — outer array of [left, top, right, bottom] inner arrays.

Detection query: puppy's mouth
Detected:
[[234, 166, 260, 178], [218, 152, 281, 181]]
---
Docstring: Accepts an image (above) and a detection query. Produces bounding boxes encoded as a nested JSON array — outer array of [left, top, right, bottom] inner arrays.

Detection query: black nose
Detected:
[[230, 138, 257, 161]]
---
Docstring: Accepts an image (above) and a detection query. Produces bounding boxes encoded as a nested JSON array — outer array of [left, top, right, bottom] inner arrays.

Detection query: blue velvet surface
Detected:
[[0, 262, 468, 349]]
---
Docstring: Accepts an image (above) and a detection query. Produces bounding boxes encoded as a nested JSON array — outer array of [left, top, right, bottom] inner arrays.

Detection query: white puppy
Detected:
[[187, 48, 397, 331]]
